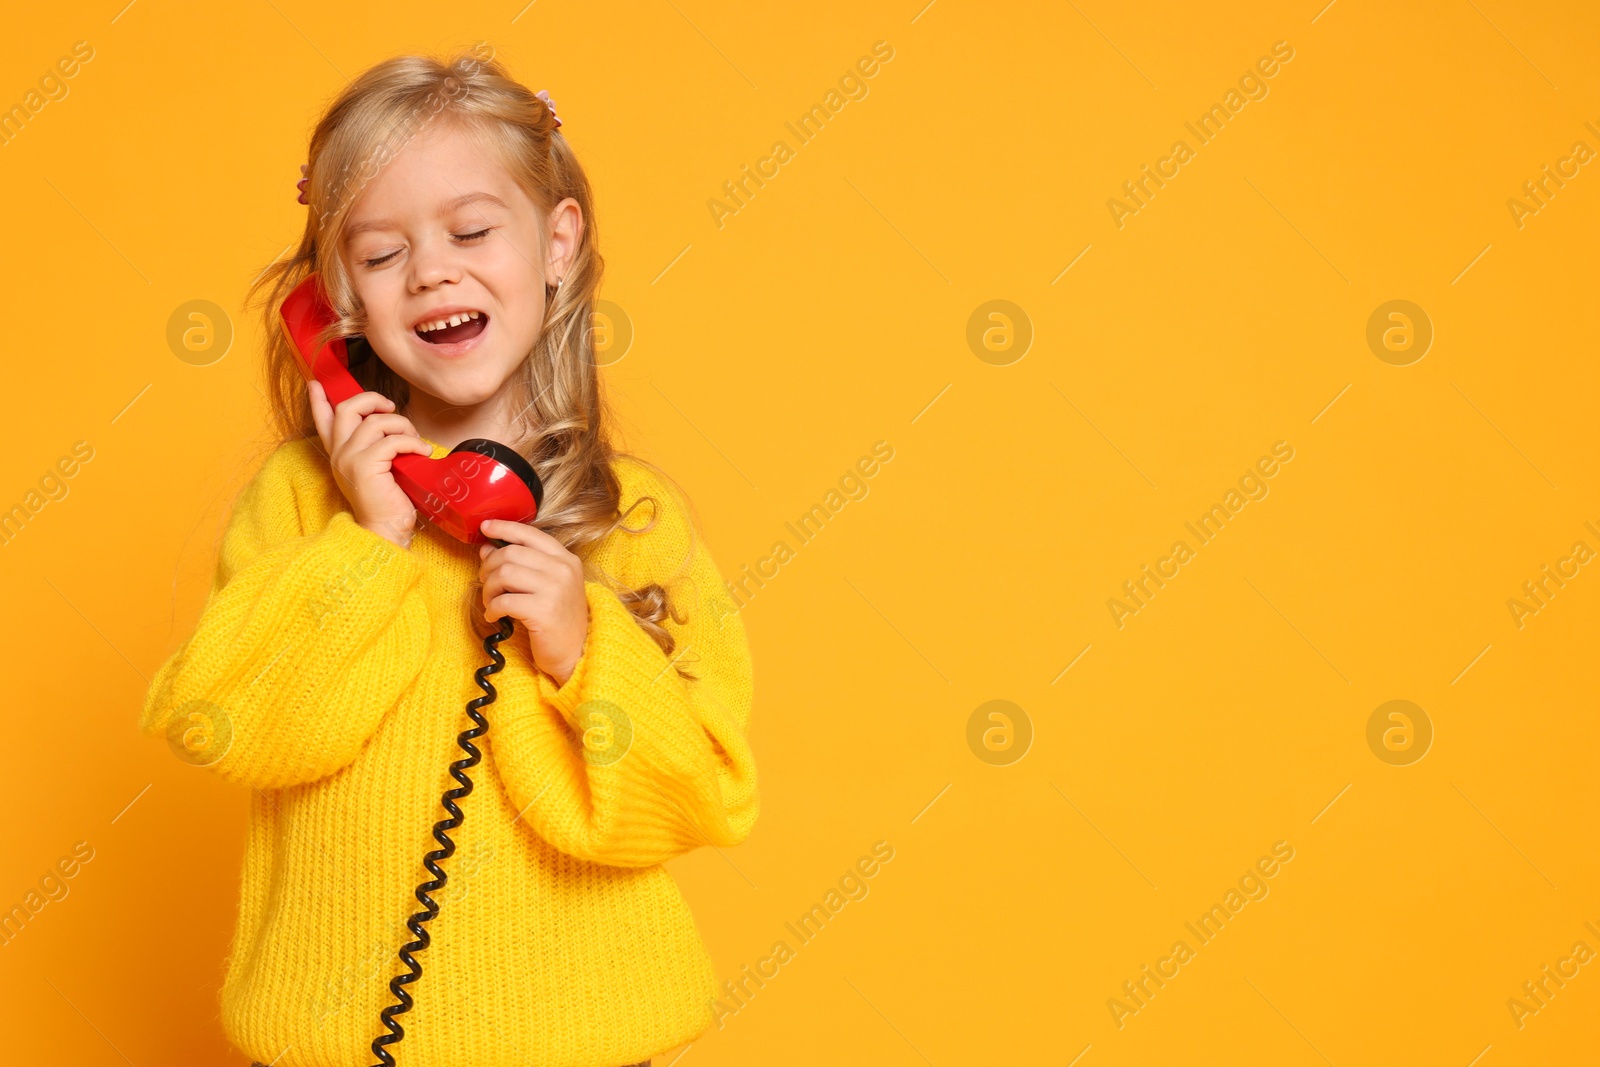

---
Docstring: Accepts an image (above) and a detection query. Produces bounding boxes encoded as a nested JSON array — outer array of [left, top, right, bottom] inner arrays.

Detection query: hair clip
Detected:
[[535, 89, 562, 129], [296, 163, 309, 205]]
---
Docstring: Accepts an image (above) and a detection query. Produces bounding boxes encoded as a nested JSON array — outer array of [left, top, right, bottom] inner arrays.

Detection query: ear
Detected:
[[545, 197, 584, 283]]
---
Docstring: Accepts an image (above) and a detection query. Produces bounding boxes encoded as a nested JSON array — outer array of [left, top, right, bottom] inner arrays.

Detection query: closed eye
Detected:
[[360, 228, 495, 269]]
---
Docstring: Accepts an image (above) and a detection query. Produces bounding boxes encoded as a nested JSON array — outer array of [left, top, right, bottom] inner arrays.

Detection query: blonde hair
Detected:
[[245, 45, 697, 674]]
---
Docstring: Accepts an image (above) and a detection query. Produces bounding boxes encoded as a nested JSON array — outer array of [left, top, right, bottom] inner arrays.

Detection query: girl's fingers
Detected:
[[359, 432, 436, 467], [482, 543, 546, 571], [345, 412, 422, 454], [479, 517, 561, 556], [480, 561, 548, 603], [329, 391, 396, 454], [480, 547, 556, 588], [484, 592, 540, 623]]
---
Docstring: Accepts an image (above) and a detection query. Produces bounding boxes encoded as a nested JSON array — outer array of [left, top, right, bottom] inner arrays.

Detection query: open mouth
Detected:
[[414, 311, 489, 345]]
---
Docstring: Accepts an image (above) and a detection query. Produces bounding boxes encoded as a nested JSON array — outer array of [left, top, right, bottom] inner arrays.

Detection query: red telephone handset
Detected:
[[278, 273, 541, 543]]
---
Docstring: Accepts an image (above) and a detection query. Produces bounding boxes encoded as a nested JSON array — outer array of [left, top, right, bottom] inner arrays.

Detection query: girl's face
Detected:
[[338, 119, 579, 418]]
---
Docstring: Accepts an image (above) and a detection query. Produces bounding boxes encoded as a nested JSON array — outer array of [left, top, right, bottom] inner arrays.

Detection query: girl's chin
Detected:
[[385, 361, 510, 409], [418, 382, 502, 409]]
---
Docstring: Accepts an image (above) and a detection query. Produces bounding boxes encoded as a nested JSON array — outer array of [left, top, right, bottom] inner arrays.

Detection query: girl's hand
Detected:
[[478, 518, 589, 687], [308, 380, 434, 548]]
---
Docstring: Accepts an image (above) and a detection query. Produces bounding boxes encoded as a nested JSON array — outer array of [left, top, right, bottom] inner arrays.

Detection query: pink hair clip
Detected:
[[296, 163, 309, 205], [535, 89, 562, 129]]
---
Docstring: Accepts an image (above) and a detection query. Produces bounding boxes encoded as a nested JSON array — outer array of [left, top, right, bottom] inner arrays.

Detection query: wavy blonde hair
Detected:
[[245, 45, 698, 675]]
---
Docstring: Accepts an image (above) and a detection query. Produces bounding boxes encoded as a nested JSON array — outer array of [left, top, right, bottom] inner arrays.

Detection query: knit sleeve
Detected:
[[486, 465, 758, 868], [138, 441, 432, 790]]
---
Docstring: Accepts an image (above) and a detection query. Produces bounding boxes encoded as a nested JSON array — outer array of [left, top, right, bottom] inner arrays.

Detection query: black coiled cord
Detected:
[[369, 613, 515, 1067]]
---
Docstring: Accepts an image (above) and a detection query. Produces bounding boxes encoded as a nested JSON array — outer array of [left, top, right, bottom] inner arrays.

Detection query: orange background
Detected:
[[2, 1, 1598, 1064]]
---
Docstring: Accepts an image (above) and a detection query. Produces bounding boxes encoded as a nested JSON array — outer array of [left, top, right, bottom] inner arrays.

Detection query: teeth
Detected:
[[416, 311, 482, 333]]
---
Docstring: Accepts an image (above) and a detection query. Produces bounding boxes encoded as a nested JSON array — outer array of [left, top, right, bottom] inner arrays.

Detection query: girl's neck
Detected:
[[401, 388, 520, 451]]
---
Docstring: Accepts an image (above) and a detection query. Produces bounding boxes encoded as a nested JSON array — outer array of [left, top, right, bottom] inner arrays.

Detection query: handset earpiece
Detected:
[[450, 438, 544, 513]]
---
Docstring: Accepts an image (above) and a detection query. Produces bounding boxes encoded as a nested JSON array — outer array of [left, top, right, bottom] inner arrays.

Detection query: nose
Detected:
[[407, 233, 463, 292]]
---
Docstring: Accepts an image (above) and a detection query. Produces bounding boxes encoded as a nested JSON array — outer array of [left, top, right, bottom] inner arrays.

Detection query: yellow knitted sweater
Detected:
[[139, 435, 758, 1067]]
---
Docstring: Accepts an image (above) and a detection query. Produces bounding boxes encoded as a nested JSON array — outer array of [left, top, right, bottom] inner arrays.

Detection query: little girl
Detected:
[[140, 48, 758, 1067]]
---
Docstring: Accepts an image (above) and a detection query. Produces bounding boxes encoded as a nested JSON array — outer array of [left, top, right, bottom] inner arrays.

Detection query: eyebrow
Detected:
[[343, 191, 509, 241]]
